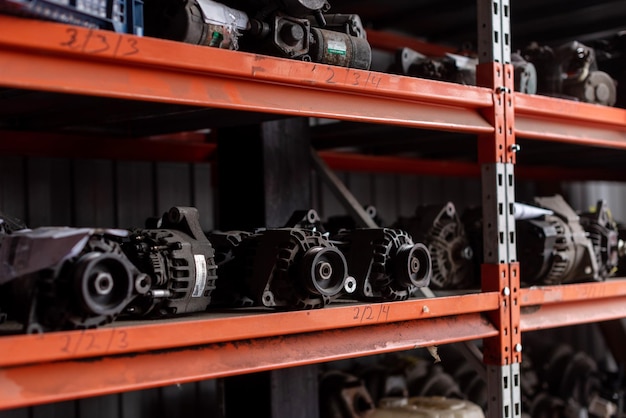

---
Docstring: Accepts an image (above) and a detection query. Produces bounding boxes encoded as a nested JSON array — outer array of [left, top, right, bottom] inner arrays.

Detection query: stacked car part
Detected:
[[0, 207, 432, 332], [393, 202, 476, 290], [521, 40, 617, 106], [144, 0, 372, 69]]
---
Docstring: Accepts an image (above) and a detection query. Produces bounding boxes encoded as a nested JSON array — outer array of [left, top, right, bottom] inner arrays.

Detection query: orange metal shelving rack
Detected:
[[1, 0, 626, 415]]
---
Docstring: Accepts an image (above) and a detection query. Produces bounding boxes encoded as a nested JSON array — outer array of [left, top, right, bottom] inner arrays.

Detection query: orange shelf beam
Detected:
[[515, 93, 626, 148], [0, 312, 497, 410], [520, 279, 626, 331], [0, 15, 493, 134], [0, 292, 499, 369]]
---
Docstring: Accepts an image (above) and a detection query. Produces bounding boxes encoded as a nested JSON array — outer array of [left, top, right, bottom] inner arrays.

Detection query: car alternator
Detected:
[[231, 227, 354, 309], [579, 200, 620, 280], [121, 206, 218, 317], [332, 228, 431, 301], [393, 202, 475, 290], [517, 195, 599, 285], [207, 229, 254, 307], [522, 40, 616, 106], [0, 226, 146, 332]]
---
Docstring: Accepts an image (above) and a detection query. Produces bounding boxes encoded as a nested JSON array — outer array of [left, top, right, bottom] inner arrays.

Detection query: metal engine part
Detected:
[[0, 227, 144, 332], [521, 335, 612, 418], [512, 51, 538, 94], [122, 206, 218, 317], [319, 370, 376, 418], [558, 41, 617, 106], [579, 200, 621, 280], [393, 202, 475, 290], [144, 0, 249, 49], [388, 47, 470, 84], [389, 47, 536, 93], [207, 229, 254, 306], [522, 40, 617, 106], [517, 195, 599, 285], [233, 227, 354, 309], [332, 228, 431, 301], [144, 0, 372, 69]]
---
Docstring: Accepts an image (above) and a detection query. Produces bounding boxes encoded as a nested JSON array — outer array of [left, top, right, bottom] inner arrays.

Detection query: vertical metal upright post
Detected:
[[476, 0, 521, 417]]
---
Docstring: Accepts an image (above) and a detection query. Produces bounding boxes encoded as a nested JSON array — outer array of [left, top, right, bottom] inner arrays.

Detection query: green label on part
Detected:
[[327, 40, 347, 55]]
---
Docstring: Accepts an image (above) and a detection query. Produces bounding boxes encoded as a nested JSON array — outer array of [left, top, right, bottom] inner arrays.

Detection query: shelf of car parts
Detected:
[[0, 15, 494, 135]]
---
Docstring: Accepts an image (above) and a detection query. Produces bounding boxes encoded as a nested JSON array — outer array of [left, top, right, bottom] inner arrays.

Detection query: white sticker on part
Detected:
[[192, 254, 207, 297], [327, 40, 347, 55]]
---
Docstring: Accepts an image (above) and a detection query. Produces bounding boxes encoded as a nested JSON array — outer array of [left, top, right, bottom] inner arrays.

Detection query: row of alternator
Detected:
[[0, 193, 622, 333]]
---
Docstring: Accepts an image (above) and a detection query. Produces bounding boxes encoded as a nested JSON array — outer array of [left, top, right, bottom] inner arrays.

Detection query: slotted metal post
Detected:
[[476, 0, 522, 417]]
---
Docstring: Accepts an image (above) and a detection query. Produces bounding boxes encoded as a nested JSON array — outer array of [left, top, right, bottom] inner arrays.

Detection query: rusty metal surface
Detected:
[[0, 313, 497, 410], [520, 295, 626, 332], [515, 93, 626, 147], [0, 292, 499, 369], [520, 278, 626, 306]]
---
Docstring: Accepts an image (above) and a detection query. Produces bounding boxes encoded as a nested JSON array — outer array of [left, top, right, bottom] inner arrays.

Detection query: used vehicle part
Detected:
[[522, 40, 617, 106], [393, 202, 475, 290], [388, 47, 471, 84], [517, 195, 599, 285], [206, 229, 254, 307], [0, 227, 145, 332], [558, 41, 617, 106], [235, 227, 354, 309], [578, 200, 621, 280], [122, 206, 218, 317], [144, 0, 372, 69], [511, 51, 538, 94], [332, 228, 431, 301], [319, 370, 376, 418], [389, 47, 536, 93], [144, 0, 249, 49]]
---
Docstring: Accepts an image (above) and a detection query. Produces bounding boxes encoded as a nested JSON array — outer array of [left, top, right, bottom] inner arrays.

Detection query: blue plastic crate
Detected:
[[0, 0, 143, 35]]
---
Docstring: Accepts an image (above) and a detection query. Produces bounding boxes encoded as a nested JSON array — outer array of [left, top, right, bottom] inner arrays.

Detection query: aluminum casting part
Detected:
[[122, 207, 218, 317]]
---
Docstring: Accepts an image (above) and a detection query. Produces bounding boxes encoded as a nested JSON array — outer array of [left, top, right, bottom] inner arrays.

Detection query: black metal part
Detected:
[[332, 228, 431, 302], [122, 206, 218, 317], [523, 195, 600, 285], [522, 40, 617, 106], [319, 370, 375, 418], [235, 227, 350, 309], [579, 200, 621, 280], [0, 229, 141, 332], [393, 202, 475, 290]]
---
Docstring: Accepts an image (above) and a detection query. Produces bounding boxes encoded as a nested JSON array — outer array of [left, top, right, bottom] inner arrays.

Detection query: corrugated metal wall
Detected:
[[0, 157, 214, 231]]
